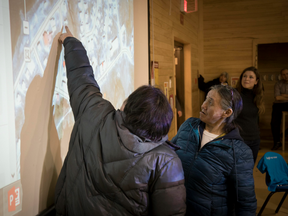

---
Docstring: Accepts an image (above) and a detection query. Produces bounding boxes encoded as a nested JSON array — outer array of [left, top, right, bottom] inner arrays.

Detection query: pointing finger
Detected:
[[65, 26, 72, 35]]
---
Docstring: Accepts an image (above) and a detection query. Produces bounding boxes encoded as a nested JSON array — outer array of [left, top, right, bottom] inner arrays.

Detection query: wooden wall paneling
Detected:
[[204, 38, 253, 82], [204, 1, 288, 9], [253, 39, 288, 140], [203, 0, 288, 143], [184, 44, 192, 120], [197, 0, 204, 110], [150, 0, 203, 138]]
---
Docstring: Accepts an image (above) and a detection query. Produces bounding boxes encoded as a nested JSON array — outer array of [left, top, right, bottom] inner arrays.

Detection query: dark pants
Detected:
[[244, 139, 260, 164], [270, 103, 288, 144]]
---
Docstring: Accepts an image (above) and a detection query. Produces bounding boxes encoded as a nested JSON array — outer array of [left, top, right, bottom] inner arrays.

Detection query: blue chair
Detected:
[[257, 152, 288, 216]]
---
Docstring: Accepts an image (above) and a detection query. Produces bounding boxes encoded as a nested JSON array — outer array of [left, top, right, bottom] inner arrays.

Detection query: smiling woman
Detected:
[[235, 66, 265, 163], [241, 70, 258, 89], [172, 85, 257, 216]]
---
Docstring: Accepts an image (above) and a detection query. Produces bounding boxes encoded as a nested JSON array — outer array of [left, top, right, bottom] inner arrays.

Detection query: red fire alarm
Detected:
[[180, 0, 198, 13]]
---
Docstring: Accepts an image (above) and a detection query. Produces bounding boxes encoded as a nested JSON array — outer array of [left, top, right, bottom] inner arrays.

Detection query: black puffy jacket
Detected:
[[172, 118, 257, 216], [54, 37, 186, 216]]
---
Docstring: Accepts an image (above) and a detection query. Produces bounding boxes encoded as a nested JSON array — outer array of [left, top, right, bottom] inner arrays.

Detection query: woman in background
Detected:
[[235, 66, 265, 163], [172, 85, 257, 216], [198, 71, 229, 96]]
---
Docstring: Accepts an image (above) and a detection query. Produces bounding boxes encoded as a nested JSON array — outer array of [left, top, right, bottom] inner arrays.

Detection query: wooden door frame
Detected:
[[173, 38, 192, 133]]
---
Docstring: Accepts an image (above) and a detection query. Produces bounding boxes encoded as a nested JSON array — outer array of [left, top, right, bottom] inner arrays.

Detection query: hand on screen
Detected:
[[58, 26, 74, 44]]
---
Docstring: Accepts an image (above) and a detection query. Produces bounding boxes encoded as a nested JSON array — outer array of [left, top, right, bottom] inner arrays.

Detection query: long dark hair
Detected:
[[210, 85, 243, 133], [236, 66, 265, 114]]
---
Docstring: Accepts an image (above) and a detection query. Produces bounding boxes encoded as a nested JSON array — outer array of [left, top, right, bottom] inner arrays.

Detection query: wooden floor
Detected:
[[255, 140, 288, 216]]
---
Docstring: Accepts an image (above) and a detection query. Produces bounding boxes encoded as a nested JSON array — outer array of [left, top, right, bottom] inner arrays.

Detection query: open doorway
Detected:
[[257, 42, 288, 143], [174, 41, 185, 129]]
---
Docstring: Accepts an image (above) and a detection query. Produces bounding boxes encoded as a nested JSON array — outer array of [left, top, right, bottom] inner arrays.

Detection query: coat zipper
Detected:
[[195, 126, 202, 159], [197, 126, 229, 150]]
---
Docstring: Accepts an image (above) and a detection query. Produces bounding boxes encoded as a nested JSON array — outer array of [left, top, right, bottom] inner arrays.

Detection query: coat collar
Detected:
[[115, 111, 168, 154], [197, 118, 244, 142]]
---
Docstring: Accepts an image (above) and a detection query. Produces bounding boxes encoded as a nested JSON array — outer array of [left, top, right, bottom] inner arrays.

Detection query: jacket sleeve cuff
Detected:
[[63, 37, 80, 46]]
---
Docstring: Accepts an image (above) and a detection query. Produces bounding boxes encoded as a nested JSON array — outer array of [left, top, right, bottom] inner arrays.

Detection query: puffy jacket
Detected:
[[171, 118, 257, 216], [54, 37, 186, 216]]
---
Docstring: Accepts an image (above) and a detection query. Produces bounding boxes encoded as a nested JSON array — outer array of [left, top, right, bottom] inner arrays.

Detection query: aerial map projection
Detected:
[[10, 0, 134, 179]]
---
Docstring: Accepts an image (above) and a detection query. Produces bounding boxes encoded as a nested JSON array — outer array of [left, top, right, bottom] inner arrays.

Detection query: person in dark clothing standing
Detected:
[[235, 66, 265, 163], [271, 68, 288, 150], [198, 71, 229, 96], [54, 26, 186, 216]]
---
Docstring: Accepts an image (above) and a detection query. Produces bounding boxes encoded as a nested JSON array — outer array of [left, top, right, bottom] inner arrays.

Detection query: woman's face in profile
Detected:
[[200, 90, 224, 126]]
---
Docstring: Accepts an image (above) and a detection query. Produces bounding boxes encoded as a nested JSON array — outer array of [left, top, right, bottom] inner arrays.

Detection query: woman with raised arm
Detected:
[[198, 72, 229, 96]]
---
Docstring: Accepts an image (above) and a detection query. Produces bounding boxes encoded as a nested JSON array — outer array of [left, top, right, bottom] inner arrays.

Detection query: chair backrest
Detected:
[[257, 152, 288, 192]]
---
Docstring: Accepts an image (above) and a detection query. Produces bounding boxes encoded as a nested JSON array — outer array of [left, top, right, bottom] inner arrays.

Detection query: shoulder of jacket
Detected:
[[232, 139, 253, 160], [81, 101, 115, 121], [142, 145, 182, 173], [151, 144, 179, 158], [181, 117, 200, 129]]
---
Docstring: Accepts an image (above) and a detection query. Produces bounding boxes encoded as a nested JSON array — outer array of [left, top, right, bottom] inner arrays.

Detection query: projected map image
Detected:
[[10, 0, 134, 178]]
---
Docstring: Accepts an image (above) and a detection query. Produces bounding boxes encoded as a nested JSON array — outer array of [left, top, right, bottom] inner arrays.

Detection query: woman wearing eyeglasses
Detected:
[[172, 85, 257, 216], [234, 66, 265, 163]]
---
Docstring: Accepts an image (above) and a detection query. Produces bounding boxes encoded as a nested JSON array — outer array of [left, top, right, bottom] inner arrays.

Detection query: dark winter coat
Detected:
[[171, 118, 257, 216], [198, 75, 227, 96], [234, 88, 260, 141], [54, 37, 186, 216]]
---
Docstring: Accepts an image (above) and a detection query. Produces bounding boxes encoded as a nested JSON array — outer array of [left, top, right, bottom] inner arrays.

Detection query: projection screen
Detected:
[[0, 0, 149, 215]]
